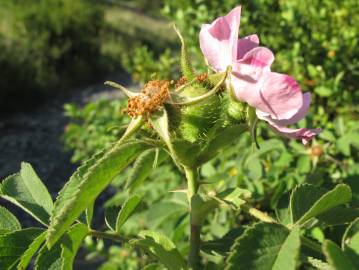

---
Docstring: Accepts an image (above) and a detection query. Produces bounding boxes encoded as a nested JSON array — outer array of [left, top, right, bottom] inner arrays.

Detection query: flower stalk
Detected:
[[184, 166, 201, 270]]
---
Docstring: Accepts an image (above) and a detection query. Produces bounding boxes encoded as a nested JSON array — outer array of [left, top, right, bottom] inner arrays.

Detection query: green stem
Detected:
[[184, 167, 201, 270], [185, 167, 199, 202], [89, 230, 128, 243]]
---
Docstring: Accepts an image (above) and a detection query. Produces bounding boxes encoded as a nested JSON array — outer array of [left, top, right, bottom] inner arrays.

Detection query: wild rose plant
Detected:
[[1, 6, 357, 270]]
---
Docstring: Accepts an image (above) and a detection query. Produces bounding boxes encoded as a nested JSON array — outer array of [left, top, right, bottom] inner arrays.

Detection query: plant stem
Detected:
[[89, 229, 128, 243], [185, 167, 199, 202], [184, 167, 201, 270]]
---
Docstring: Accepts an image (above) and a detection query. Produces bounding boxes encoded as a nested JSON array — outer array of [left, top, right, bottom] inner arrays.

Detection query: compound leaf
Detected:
[[225, 223, 300, 270]]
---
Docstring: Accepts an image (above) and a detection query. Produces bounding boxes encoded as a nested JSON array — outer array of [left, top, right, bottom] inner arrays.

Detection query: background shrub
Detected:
[[0, 0, 104, 111]]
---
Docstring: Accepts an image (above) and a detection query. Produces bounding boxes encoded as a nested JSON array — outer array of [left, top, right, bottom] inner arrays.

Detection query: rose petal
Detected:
[[199, 6, 241, 71], [234, 72, 303, 120], [232, 46, 274, 83], [237, 34, 259, 59], [267, 123, 321, 145], [257, 92, 312, 126]]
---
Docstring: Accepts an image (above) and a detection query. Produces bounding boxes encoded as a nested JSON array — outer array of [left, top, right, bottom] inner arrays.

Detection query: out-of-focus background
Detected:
[[0, 0, 358, 269]]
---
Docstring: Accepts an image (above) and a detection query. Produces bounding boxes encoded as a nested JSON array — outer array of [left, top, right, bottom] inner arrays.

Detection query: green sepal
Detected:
[[174, 25, 195, 80]]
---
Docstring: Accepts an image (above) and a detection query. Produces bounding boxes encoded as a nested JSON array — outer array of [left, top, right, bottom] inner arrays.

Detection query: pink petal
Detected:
[[268, 123, 321, 145], [257, 92, 312, 126], [232, 46, 274, 82], [237, 34, 259, 59], [234, 72, 304, 121], [199, 6, 241, 71]]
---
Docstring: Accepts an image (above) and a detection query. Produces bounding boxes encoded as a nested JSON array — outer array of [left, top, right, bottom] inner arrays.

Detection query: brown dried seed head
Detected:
[[127, 80, 170, 117]]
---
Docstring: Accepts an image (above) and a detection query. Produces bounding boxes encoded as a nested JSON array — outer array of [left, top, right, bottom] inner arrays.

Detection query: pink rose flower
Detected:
[[199, 6, 320, 144]]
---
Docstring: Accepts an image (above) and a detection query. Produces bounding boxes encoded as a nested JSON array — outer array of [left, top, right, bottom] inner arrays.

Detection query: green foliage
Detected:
[[47, 141, 150, 247], [130, 230, 187, 270], [0, 162, 53, 226], [225, 223, 300, 270], [0, 206, 21, 233], [0, 228, 44, 269], [17, 232, 46, 270], [63, 99, 129, 163], [36, 224, 88, 270], [126, 148, 168, 192], [115, 195, 142, 232], [290, 184, 352, 225], [0, 0, 104, 109], [323, 240, 356, 270]]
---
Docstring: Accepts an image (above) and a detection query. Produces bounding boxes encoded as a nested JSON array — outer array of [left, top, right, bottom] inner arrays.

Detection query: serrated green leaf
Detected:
[[0, 228, 43, 269], [17, 231, 46, 270], [317, 207, 359, 226], [126, 148, 167, 192], [36, 223, 88, 270], [290, 184, 352, 226], [1, 163, 53, 226], [47, 141, 149, 247], [0, 205, 21, 233], [130, 230, 187, 270], [116, 195, 142, 232], [323, 240, 356, 270], [225, 223, 300, 270]]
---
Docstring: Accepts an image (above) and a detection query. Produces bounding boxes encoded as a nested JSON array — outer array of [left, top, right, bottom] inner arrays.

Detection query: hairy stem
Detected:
[[89, 230, 128, 243], [185, 167, 201, 270]]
